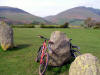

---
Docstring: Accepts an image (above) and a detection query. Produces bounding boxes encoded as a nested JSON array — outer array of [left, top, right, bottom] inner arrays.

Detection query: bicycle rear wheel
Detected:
[[39, 53, 49, 75], [71, 49, 81, 58]]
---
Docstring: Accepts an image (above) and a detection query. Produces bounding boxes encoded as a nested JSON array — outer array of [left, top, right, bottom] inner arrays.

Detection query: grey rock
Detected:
[[0, 21, 14, 50], [69, 53, 100, 75], [48, 31, 71, 66]]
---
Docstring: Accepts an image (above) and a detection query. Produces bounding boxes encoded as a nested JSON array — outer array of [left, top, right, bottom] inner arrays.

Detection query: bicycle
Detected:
[[36, 35, 54, 75], [36, 36, 81, 75]]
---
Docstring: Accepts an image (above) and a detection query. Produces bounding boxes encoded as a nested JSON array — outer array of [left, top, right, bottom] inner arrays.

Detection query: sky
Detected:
[[0, 0, 100, 17]]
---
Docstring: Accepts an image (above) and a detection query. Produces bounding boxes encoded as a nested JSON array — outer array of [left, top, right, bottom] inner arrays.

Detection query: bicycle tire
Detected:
[[36, 46, 43, 62], [74, 50, 81, 58], [71, 49, 81, 58], [39, 53, 49, 75]]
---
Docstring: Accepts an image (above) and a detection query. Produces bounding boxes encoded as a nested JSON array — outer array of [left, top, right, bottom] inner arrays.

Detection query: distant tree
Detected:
[[84, 17, 95, 28], [61, 22, 69, 28], [93, 22, 100, 29]]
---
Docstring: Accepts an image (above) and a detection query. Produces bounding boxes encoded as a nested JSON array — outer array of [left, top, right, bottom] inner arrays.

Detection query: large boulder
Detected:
[[0, 21, 14, 50], [69, 53, 100, 75], [48, 31, 71, 66]]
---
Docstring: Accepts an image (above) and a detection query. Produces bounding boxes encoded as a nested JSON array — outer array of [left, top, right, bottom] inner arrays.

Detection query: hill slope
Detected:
[[44, 6, 100, 25], [0, 6, 52, 25]]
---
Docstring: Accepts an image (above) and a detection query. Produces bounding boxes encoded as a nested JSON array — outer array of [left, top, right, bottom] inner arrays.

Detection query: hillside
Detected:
[[44, 6, 100, 25], [0, 6, 52, 25]]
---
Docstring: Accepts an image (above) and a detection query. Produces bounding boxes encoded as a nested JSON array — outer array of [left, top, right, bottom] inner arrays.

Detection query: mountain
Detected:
[[44, 6, 100, 25], [0, 6, 52, 25]]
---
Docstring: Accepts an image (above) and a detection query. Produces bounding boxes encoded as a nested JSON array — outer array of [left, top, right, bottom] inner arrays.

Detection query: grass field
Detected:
[[0, 28, 100, 75]]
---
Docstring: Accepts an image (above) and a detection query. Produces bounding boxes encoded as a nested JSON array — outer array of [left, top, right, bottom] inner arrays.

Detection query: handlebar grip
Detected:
[[37, 35, 49, 40], [37, 35, 44, 38]]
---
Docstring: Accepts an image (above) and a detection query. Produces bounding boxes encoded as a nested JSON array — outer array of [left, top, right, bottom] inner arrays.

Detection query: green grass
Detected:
[[0, 28, 100, 75]]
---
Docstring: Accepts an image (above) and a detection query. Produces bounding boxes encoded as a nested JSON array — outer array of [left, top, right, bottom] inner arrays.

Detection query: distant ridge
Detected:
[[0, 6, 53, 25], [44, 6, 100, 25], [0, 6, 29, 14]]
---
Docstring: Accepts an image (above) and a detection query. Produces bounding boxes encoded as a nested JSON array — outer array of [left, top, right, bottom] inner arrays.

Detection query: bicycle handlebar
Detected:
[[37, 35, 49, 40], [37, 35, 54, 44]]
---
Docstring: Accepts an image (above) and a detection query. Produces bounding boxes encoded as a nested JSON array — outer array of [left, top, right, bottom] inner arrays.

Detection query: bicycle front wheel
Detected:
[[39, 53, 49, 75]]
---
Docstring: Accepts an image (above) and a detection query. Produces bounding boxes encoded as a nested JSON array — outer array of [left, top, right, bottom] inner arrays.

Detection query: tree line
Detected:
[[84, 17, 100, 28]]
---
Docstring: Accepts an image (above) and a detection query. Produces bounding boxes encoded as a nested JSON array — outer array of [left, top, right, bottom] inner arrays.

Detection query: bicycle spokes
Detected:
[[39, 53, 49, 75]]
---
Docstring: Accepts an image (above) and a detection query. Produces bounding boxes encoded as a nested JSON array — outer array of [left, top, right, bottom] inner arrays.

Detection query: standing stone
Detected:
[[69, 53, 100, 75], [48, 31, 71, 66], [0, 21, 14, 50]]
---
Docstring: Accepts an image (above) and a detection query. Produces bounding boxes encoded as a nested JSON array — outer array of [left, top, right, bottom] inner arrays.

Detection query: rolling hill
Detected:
[[0, 6, 52, 25], [44, 6, 100, 25]]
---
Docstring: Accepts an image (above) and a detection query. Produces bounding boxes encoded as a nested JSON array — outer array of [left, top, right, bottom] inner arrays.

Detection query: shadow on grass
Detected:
[[47, 58, 75, 75], [8, 44, 31, 51]]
